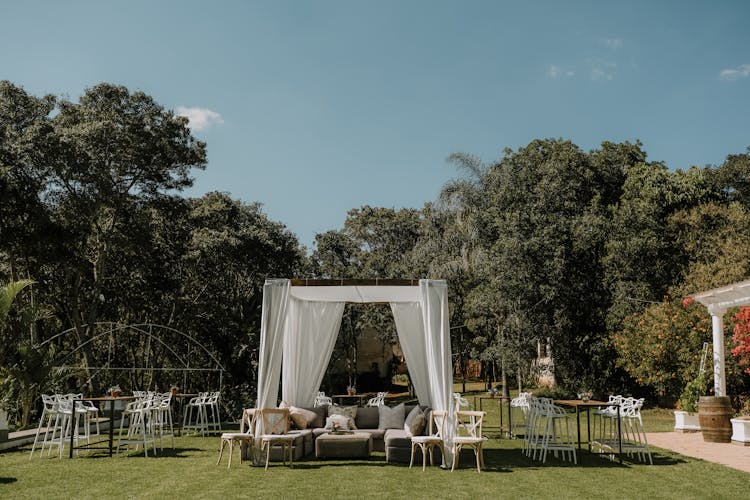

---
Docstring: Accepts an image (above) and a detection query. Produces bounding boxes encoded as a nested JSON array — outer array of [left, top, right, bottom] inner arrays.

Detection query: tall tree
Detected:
[[3, 83, 208, 391]]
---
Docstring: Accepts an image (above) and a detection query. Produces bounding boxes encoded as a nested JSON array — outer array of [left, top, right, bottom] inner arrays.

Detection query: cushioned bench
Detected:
[[242, 403, 434, 464]]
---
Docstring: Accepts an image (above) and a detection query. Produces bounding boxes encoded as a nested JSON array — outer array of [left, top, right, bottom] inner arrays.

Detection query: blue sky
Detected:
[[2, 1, 749, 248]]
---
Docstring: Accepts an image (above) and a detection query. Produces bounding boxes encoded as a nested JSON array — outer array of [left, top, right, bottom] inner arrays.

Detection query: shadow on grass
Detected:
[[0, 477, 18, 484], [77, 446, 204, 459], [482, 448, 687, 469]]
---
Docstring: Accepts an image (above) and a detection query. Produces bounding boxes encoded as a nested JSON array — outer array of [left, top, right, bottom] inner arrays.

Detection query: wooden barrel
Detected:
[[698, 396, 732, 443]]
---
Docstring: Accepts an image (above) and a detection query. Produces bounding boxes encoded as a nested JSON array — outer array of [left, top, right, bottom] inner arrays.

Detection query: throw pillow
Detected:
[[378, 403, 406, 429], [403, 405, 425, 436], [288, 406, 317, 430], [324, 414, 350, 431], [329, 404, 357, 420]]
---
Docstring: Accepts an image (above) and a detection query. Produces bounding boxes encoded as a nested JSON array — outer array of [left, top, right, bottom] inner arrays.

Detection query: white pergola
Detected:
[[691, 278, 750, 396]]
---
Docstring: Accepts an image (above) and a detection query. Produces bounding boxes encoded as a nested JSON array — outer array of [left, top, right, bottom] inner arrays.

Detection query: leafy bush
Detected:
[[678, 372, 709, 413], [613, 297, 710, 399], [531, 386, 575, 400]]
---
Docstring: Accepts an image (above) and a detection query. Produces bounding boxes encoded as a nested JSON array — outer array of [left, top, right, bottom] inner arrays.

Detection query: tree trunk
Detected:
[[501, 356, 509, 398], [517, 351, 523, 394]]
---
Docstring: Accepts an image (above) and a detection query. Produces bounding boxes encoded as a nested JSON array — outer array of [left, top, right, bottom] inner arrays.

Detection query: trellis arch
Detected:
[[41, 322, 227, 393]]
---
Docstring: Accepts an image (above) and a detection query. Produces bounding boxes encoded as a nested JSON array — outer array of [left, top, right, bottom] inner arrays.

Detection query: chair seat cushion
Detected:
[[453, 437, 485, 444], [221, 433, 253, 439], [411, 435, 442, 444]]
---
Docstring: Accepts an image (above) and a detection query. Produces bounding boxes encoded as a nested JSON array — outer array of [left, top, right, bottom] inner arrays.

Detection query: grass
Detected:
[[1, 430, 747, 499], [1, 387, 742, 498]]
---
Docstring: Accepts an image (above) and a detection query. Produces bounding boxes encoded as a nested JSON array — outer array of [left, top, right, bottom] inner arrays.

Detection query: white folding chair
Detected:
[[366, 392, 388, 407], [314, 391, 332, 407]]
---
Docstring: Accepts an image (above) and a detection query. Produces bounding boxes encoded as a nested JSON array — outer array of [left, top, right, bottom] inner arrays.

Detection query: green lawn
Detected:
[[1, 389, 740, 499], [1, 426, 747, 499]]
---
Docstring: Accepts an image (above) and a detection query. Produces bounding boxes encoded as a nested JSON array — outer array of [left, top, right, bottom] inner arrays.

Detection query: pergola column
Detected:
[[708, 305, 726, 397]]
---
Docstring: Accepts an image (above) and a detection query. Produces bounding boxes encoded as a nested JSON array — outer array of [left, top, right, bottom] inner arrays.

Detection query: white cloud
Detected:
[[586, 58, 617, 81], [547, 65, 575, 79], [719, 64, 750, 81], [175, 106, 224, 131], [603, 37, 623, 50]]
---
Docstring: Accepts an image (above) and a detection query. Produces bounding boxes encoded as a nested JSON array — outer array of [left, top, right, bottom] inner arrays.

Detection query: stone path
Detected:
[[646, 431, 750, 474]]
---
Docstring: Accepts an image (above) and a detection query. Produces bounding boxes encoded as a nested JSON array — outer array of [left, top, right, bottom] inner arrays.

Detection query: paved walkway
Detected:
[[646, 432, 750, 474]]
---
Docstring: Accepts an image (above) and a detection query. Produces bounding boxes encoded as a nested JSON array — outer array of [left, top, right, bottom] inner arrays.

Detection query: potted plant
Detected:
[[674, 373, 706, 432], [577, 390, 593, 403]]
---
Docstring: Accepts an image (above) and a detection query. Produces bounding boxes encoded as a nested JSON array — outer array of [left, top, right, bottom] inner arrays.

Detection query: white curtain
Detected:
[[390, 302, 431, 405], [282, 298, 345, 406], [419, 280, 453, 416], [392, 280, 454, 466], [421, 279, 455, 466], [256, 279, 290, 409]]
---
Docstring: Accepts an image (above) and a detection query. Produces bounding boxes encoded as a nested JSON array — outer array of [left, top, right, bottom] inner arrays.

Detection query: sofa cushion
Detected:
[[329, 404, 357, 420], [384, 428, 412, 448], [378, 403, 405, 429], [355, 406, 379, 429], [304, 405, 327, 429], [358, 428, 385, 441], [404, 405, 425, 436], [289, 406, 318, 429], [312, 427, 329, 438]]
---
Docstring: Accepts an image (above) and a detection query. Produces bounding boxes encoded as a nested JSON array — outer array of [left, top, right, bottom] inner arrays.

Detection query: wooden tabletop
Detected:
[[554, 399, 612, 407], [81, 395, 136, 401]]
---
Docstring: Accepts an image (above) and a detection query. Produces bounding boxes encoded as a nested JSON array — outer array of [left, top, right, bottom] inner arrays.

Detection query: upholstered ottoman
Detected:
[[315, 432, 372, 459]]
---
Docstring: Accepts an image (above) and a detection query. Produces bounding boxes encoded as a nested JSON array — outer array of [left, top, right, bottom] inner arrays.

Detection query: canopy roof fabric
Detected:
[[289, 284, 422, 303], [692, 278, 750, 313]]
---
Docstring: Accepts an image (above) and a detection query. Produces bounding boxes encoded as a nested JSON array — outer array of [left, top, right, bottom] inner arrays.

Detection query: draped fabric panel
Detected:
[[282, 298, 345, 407], [390, 302, 431, 405], [419, 280, 455, 465], [419, 280, 453, 414], [256, 279, 290, 409], [419, 280, 453, 442]]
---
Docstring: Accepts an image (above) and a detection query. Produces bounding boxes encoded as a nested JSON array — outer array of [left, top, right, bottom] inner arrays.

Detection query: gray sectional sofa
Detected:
[[251, 403, 440, 464]]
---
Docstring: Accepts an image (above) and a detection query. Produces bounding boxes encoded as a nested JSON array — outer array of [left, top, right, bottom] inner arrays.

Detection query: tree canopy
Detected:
[[2, 80, 750, 426]]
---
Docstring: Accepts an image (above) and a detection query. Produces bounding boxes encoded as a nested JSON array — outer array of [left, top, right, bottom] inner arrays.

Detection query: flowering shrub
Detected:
[[731, 307, 750, 375], [613, 297, 710, 398]]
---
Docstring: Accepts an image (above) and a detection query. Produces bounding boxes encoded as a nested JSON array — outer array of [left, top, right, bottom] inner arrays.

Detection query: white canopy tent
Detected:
[[255, 278, 455, 461], [692, 278, 750, 396]]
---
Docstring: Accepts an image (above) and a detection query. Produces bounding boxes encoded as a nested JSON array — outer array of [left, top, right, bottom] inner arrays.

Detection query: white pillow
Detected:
[[325, 414, 350, 431]]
